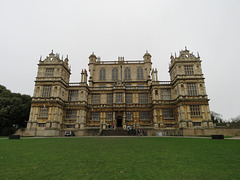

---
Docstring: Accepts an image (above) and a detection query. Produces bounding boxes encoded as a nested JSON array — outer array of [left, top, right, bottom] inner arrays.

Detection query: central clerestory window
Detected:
[[125, 93, 132, 104], [116, 93, 123, 103], [100, 68, 106, 80], [112, 68, 118, 80], [124, 68, 131, 80], [137, 67, 143, 79]]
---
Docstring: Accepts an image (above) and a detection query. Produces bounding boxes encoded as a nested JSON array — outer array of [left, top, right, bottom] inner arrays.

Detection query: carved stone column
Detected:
[[153, 109, 158, 128], [123, 111, 126, 130]]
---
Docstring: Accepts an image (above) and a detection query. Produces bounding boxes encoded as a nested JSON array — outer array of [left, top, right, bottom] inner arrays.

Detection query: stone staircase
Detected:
[[100, 129, 129, 136]]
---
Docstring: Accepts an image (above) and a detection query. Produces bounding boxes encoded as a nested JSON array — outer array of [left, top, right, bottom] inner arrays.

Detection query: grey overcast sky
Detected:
[[0, 0, 239, 120]]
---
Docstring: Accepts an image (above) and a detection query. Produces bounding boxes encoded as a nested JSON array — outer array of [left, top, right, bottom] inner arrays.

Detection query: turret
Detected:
[[89, 52, 97, 63], [88, 52, 96, 87], [143, 51, 152, 62]]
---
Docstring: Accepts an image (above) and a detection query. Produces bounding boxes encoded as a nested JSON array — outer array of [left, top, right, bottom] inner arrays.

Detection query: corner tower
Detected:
[[169, 47, 213, 131], [27, 51, 71, 136]]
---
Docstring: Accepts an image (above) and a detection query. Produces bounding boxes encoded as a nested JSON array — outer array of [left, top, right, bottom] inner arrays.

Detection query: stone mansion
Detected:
[[26, 48, 213, 136]]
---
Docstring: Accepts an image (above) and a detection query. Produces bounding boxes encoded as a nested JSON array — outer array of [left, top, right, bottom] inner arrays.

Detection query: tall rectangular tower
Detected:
[[168, 48, 213, 130], [27, 51, 71, 136]]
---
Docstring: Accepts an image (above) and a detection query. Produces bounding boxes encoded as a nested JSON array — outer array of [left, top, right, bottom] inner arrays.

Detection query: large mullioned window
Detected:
[[139, 112, 150, 121], [107, 94, 113, 104], [90, 112, 100, 121], [125, 93, 132, 104], [112, 68, 118, 80], [42, 86, 52, 98], [193, 122, 201, 126], [161, 89, 171, 100], [126, 112, 133, 121], [187, 83, 197, 96], [100, 68, 106, 80], [139, 93, 148, 104], [106, 112, 113, 121], [190, 105, 201, 116], [68, 90, 78, 102], [184, 65, 194, 75], [91, 94, 100, 104], [162, 109, 174, 120], [137, 67, 143, 79], [66, 109, 77, 119], [116, 93, 123, 103], [38, 107, 49, 118], [38, 123, 46, 127], [66, 125, 75, 128], [45, 68, 54, 77], [124, 68, 131, 80]]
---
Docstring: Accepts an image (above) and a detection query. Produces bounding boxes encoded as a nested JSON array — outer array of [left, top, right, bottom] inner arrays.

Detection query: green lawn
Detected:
[[0, 137, 240, 180]]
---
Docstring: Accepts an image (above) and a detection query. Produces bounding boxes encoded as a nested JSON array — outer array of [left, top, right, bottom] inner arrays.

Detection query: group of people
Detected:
[[127, 126, 145, 136], [106, 124, 145, 136], [107, 124, 115, 130]]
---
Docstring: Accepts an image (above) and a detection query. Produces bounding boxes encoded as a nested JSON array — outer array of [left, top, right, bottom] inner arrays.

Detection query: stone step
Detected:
[[100, 129, 129, 136]]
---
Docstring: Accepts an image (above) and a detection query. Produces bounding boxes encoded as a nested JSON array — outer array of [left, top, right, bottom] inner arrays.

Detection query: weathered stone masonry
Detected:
[[26, 48, 213, 136]]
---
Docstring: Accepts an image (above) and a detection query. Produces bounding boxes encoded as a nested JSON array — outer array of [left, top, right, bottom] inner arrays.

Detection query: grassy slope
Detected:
[[0, 137, 240, 180]]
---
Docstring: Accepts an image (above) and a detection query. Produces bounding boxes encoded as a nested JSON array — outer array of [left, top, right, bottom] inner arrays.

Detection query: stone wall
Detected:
[[182, 128, 240, 136], [145, 128, 240, 137], [16, 127, 240, 137]]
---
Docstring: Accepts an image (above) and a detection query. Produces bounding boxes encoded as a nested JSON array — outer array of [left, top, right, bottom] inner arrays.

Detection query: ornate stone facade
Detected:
[[26, 48, 213, 136]]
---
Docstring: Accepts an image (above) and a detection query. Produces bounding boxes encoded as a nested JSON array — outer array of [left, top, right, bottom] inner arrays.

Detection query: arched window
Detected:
[[137, 67, 143, 79], [124, 68, 131, 80], [100, 68, 106, 80], [112, 68, 118, 80]]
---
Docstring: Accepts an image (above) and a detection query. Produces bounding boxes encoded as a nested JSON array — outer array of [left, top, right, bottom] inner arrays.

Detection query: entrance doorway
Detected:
[[117, 116, 122, 127]]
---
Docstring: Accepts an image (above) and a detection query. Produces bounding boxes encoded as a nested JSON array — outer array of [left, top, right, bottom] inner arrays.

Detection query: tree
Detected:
[[0, 85, 32, 136], [231, 115, 240, 124], [211, 111, 224, 125]]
